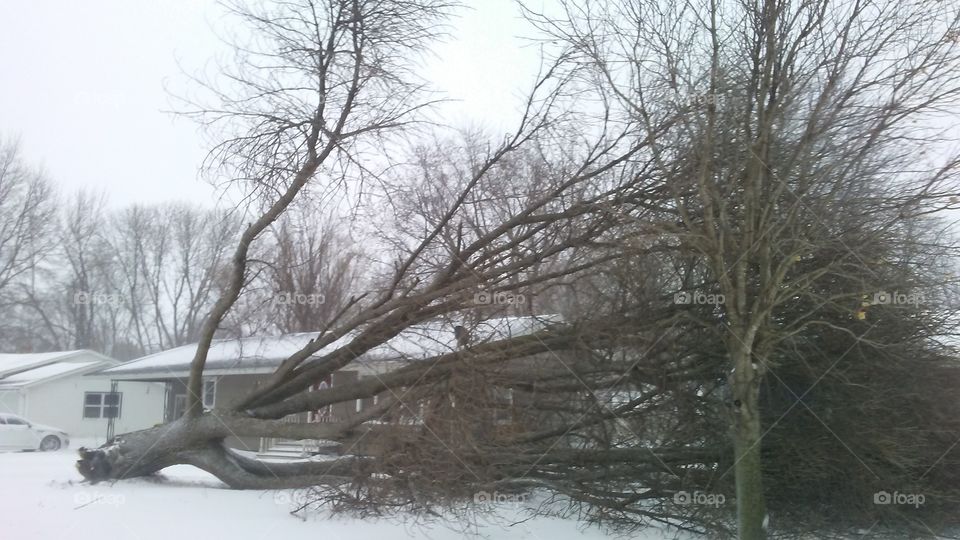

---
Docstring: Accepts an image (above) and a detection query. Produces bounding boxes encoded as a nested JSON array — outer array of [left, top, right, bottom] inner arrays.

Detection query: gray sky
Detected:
[[0, 0, 541, 208]]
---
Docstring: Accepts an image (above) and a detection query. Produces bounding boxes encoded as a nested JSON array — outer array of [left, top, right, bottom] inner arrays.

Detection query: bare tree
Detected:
[[75, 0, 672, 491], [262, 205, 361, 334], [55, 190, 114, 351], [0, 137, 57, 350], [97, 203, 239, 354], [523, 0, 960, 537]]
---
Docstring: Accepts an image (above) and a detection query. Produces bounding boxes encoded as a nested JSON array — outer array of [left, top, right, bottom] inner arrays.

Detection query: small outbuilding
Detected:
[[0, 350, 165, 441]]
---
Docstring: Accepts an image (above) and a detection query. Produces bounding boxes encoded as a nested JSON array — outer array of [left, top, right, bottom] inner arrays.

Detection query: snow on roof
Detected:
[[100, 314, 564, 379], [0, 350, 91, 378], [98, 332, 341, 378], [374, 314, 565, 360], [0, 361, 102, 389]]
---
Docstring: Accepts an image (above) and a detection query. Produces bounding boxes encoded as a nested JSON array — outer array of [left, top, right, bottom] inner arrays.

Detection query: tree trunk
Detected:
[[734, 403, 766, 539], [75, 414, 364, 489], [731, 349, 766, 540]]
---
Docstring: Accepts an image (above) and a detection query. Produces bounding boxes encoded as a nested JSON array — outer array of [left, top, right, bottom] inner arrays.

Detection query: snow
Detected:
[[362, 314, 564, 361], [0, 446, 937, 539], [0, 350, 88, 378], [0, 361, 101, 388], [0, 448, 685, 540], [100, 314, 565, 379], [100, 332, 331, 377]]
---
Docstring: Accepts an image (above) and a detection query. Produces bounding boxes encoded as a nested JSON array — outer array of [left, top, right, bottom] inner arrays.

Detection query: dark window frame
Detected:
[[83, 391, 123, 419]]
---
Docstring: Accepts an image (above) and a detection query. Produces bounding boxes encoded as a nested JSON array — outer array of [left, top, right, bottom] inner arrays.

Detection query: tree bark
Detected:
[[731, 348, 766, 540], [75, 414, 365, 489]]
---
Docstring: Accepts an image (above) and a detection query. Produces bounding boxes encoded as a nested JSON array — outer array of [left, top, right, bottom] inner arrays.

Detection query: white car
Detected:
[[0, 413, 70, 451]]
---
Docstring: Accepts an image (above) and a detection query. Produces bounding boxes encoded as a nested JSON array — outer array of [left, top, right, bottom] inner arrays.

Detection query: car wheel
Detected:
[[39, 435, 61, 451]]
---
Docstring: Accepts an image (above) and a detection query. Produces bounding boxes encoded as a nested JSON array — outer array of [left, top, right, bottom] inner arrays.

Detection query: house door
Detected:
[[173, 395, 187, 420], [307, 375, 333, 423]]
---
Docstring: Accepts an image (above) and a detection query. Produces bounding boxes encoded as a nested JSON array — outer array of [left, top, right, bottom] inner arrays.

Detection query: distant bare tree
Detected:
[[106, 205, 155, 352], [106, 203, 239, 353], [143, 204, 239, 350], [57, 191, 114, 351], [262, 205, 361, 334], [0, 137, 56, 350]]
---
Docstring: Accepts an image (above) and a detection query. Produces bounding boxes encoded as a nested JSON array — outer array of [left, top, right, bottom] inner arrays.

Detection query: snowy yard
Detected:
[[0, 446, 687, 540]]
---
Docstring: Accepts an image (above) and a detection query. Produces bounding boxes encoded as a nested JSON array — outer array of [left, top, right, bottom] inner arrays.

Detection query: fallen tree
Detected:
[[74, 0, 683, 496], [74, 0, 960, 538]]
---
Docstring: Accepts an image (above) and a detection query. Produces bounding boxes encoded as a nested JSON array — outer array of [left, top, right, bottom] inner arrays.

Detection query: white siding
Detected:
[[0, 389, 23, 415], [22, 375, 165, 439]]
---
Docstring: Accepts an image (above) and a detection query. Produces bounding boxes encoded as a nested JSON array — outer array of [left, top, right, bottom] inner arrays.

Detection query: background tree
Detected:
[[262, 204, 361, 334], [111, 203, 240, 352], [0, 137, 56, 349]]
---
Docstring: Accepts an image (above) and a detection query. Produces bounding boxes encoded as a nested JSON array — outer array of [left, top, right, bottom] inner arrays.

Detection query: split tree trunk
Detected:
[[75, 414, 364, 489]]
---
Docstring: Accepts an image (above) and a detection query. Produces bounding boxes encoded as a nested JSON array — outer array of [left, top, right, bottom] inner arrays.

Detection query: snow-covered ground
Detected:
[[0, 446, 691, 540]]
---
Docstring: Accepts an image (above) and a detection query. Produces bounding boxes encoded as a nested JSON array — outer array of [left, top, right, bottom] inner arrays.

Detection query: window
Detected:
[[202, 379, 216, 409], [5, 416, 27, 425], [84, 392, 122, 419]]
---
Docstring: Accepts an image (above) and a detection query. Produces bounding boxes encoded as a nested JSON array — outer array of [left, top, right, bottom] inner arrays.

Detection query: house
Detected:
[[97, 315, 566, 456], [0, 350, 166, 441]]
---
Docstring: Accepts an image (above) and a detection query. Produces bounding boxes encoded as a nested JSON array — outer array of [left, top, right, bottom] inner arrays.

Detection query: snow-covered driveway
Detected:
[[0, 448, 682, 540]]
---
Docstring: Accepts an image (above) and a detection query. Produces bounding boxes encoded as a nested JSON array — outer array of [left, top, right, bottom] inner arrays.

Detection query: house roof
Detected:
[[0, 361, 103, 389], [0, 349, 113, 379], [98, 314, 563, 380], [0, 350, 117, 389], [0, 350, 87, 378]]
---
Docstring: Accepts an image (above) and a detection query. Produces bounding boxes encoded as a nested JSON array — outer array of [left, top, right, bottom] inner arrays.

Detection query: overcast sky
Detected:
[[0, 0, 542, 208]]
